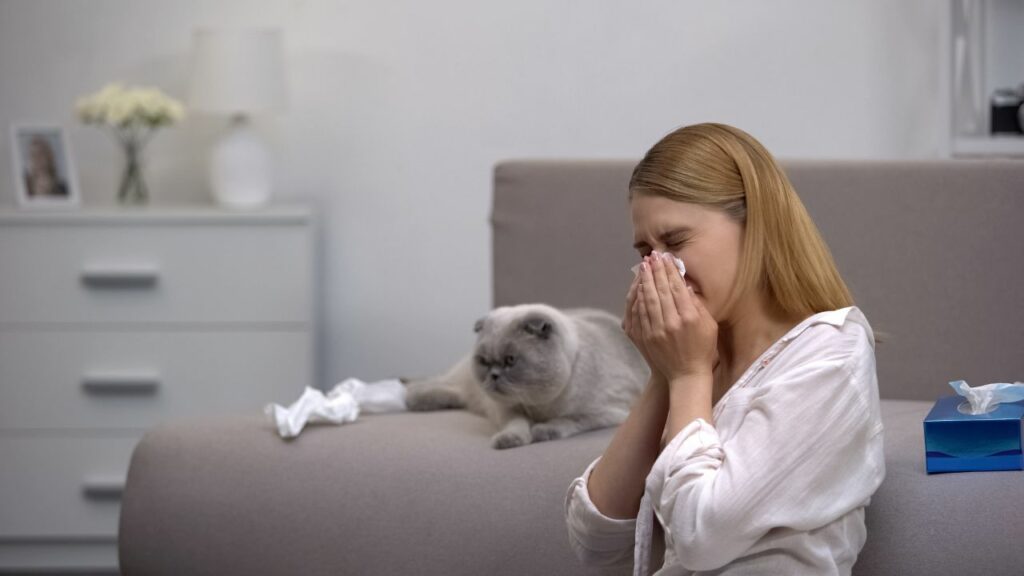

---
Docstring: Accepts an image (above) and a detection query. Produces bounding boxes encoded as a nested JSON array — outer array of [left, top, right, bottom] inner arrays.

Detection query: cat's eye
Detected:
[[504, 355, 516, 367], [475, 355, 488, 366]]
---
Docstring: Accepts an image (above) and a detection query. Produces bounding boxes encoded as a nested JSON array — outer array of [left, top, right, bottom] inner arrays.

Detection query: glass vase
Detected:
[[118, 140, 149, 205]]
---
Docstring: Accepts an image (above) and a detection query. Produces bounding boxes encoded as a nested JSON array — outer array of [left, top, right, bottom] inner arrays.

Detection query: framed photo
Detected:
[[10, 124, 81, 208]]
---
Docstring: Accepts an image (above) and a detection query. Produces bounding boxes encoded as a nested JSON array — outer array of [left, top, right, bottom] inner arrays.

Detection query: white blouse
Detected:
[[564, 306, 886, 575]]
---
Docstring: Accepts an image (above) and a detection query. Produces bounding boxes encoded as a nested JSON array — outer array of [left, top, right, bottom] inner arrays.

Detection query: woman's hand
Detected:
[[622, 267, 662, 379], [634, 252, 719, 384]]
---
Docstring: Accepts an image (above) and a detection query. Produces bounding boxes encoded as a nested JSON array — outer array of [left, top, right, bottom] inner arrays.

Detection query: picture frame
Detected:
[[9, 123, 81, 208]]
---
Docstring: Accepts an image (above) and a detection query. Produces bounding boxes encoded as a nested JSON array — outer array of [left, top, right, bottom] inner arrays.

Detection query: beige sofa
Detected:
[[118, 159, 1024, 575]]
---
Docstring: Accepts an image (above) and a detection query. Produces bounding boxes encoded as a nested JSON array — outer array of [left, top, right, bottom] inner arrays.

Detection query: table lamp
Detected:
[[188, 28, 286, 208]]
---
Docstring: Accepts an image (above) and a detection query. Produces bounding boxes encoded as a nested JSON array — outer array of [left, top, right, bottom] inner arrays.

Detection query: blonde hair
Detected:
[[628, 122, 853, 322]]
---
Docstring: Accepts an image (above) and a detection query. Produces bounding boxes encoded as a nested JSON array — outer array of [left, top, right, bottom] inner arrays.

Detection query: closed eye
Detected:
[[636, 240, 687, 258], [632, 226, 693, 254]]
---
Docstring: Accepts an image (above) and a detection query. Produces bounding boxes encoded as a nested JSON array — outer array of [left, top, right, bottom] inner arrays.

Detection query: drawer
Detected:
[[0, 433, 139, 538], [0, 223, 310, 324], [0, 330, 311, 430]]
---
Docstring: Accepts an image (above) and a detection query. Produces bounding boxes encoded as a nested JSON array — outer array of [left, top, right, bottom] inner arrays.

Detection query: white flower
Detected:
[[75, 97, 96, 122], [74, 82, 185, 129], [107, 98, 133, 126], [168, 101, 185, 122]]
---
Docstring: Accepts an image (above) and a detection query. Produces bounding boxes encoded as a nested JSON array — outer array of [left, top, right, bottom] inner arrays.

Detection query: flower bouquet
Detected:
[[76, 83, 185, 204]]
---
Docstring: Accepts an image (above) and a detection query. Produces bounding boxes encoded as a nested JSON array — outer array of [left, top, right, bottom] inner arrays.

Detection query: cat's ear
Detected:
[[473, 318, 485, 333], [521, 316, 553, 339]]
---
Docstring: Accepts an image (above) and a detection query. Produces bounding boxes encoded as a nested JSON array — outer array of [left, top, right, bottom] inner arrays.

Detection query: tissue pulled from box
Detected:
[[631, 250, 686, 278], [949, 379, 1024, 415], [265, 377, 407, 438]]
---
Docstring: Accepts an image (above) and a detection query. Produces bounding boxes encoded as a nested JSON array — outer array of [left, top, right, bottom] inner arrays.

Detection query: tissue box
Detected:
[[923, 395, 1024, 474]]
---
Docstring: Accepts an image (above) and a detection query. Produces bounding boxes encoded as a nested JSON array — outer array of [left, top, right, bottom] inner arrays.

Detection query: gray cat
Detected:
[[403, 303, 650, 449]]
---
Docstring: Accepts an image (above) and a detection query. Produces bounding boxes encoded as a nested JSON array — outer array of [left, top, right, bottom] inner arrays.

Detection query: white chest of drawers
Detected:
[[0, 206, 315, 572]]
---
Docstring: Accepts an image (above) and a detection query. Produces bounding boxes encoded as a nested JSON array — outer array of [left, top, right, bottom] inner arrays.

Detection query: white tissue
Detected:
[[949, 380, 1024, 415], [631, 250, 686, 278], [265, 377, 407, 438], [333, 377, 407, 413]]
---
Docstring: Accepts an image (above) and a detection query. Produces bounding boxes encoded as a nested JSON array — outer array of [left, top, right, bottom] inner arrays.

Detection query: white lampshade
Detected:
[[188, 28, 287, 114]]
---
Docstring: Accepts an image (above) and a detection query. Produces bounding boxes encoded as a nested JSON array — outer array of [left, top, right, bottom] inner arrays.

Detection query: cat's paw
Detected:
[[405, 388, 465, 412], [491, 430, 531, 450], [530, 422, 567, 443]]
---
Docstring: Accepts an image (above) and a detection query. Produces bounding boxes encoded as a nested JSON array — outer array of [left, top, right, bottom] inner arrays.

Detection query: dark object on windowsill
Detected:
[[990, 87, 1023, 135]]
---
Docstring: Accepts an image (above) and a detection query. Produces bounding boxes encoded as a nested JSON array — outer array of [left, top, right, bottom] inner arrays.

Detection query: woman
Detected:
[[24, 136, 68, 198], [564, 123, 885, 575]]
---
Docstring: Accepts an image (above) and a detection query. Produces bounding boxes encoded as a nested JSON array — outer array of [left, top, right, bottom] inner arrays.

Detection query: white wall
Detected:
[[0, 0, 949, 388], [986, 0, 1024, 94]]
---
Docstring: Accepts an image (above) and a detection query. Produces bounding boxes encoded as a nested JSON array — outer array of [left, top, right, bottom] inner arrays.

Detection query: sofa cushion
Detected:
[[119, 409, 628, 576], [119, 398, 1023, 575], [856, 399, 1024, 575]]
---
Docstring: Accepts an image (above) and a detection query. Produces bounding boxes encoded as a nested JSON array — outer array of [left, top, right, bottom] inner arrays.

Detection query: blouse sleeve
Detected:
[[564, 455, 638, 566], [646, 345, 886, 572]]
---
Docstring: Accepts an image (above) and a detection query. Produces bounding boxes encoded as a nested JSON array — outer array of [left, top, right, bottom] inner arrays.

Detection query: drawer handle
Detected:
[[80, 263, 160, 287], [81, 371, 161, 395], [81, 476, 126, 500]]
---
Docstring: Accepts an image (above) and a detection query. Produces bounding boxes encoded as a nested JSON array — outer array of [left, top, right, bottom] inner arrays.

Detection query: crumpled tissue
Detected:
[[631, 250, 686, 279], [265, 377, 407, 439], [949, 379, 1024, 415]]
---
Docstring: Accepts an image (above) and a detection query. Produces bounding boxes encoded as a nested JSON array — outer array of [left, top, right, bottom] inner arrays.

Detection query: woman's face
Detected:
[[630, 193, 744, 322], [29, 140, 50, 171]]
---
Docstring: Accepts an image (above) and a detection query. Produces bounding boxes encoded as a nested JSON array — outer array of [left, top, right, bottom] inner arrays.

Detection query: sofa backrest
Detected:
[[491, 159, 1024, 401]]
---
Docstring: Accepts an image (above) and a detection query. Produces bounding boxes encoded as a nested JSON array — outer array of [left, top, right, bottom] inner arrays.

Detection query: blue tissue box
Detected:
[[923, 395, 1024, 474]]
